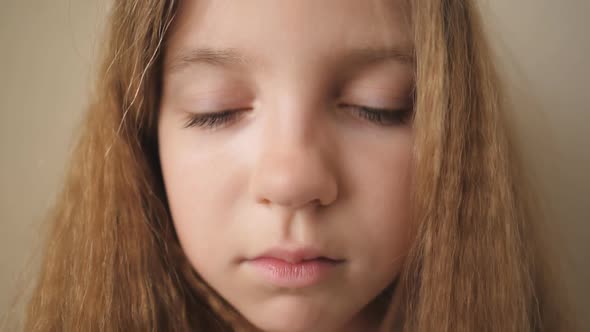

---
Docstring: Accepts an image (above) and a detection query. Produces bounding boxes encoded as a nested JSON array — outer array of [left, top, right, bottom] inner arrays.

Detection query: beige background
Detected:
[[1, 0, 588, 330]]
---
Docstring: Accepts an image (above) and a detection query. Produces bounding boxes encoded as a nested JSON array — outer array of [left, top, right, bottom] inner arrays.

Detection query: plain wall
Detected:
[[0, 0, 110, 328], [1, 0, 588, 329]]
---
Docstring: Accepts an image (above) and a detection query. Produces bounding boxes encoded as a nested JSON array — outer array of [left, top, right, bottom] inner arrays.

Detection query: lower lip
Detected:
[[247, 257, 342, 288]]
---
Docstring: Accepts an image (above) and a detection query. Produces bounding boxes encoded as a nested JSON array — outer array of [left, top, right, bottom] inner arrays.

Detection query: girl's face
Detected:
[[158, 1, 413, 331]]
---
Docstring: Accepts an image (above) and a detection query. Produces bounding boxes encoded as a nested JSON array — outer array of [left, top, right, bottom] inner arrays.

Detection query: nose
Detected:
[[250, 122, 338, 212]]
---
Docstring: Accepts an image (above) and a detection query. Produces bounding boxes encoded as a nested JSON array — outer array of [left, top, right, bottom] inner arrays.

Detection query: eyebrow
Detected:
[[164, 45, 414, 73], [343, 46, 414, 65], [165, 48, 250, 72]]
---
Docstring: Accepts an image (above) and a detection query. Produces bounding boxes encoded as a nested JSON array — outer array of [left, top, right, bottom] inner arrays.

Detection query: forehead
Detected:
[[165, 0, 412, 67]]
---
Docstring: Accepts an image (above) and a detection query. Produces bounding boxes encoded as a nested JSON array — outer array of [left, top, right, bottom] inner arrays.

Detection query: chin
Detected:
[[242, 296, 344, 332], [249, 317, 338, 332]]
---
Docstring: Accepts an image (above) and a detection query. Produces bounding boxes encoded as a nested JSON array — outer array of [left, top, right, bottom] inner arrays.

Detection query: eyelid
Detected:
[[339, 103, 413, 126], [182, 108, 249, 129], [181, 101, 413, 130]]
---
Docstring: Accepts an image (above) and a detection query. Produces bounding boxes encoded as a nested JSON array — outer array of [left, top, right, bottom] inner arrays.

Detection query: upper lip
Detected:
[[252, 246, 343, 264]]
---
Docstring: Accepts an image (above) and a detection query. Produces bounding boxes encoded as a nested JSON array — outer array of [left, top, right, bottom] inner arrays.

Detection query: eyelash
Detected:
[[341, 104, 412, 126], [183, 109, 246, 129], [183, 105, 412, 129]]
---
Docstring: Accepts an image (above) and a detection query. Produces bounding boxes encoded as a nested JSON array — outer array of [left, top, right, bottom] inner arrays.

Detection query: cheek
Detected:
[[363, 172, 412, 268], [158, 127, 249, 269], [344, 131, 413, 273]]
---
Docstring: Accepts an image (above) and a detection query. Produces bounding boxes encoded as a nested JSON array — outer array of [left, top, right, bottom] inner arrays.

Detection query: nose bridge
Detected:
[[250, 104, 338, 211]]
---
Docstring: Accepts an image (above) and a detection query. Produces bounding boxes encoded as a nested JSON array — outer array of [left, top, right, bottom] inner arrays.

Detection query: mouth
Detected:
[[245, 246, 345, 288], [251, 246, 345, 264]]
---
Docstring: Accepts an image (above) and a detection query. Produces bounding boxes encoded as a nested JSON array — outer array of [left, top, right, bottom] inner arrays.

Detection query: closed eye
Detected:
[[182, 109, 249, 129], [340, 104, 413, 126], [182, 104, 412, 130]]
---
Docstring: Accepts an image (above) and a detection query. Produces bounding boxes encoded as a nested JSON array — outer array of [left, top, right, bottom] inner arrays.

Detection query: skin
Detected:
[[158, 1, 414, 331]]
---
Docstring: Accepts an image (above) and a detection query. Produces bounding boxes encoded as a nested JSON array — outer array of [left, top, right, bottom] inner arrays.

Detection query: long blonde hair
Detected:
[[25, 0, 568, 331]]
